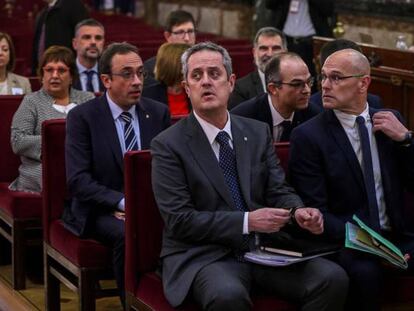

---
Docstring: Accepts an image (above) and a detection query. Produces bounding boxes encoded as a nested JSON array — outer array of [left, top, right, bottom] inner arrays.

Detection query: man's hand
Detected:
[[294, 208, 324, 235], [248, 208, 290, 233], [372, 111, 408, 141]]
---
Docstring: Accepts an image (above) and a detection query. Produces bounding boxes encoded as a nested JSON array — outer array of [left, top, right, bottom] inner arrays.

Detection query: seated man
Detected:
[[151, 42, 348, 311], [310, 39, 383, 110], [63, 42, 170, 305], [231, 52, 320, 142], [228, 27, 287, 109], [289, 49, 414, 311]]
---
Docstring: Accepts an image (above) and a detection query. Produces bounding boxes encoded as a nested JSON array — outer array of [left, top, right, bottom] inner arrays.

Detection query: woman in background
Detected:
[[0, 32, 31, 95], [143, 43, 191, 116], [9, 45, 94, 192]]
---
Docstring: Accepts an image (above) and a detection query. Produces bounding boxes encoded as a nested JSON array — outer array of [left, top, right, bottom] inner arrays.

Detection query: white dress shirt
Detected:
[[268, 94, 295, 141]]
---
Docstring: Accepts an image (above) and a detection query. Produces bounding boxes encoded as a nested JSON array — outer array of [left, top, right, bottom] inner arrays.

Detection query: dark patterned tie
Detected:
[[279, 120, 293, 142], [216, 131, 250, 257], [356, 116, 380, 231], [120, 112, 138, 151], [85, 70, 95, 92]]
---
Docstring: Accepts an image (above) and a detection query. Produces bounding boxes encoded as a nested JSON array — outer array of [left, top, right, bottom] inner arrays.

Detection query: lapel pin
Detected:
[[244, 137, 248, 141], [146, 114, 149, 119]]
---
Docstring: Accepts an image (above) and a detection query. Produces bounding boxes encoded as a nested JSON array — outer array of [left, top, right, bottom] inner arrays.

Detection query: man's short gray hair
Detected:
[[181, 41, 232, 80], [253, 27, 287, 50]]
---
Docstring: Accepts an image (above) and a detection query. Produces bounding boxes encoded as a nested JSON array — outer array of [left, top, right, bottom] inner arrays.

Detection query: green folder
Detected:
[[345, 215, 407, 269]]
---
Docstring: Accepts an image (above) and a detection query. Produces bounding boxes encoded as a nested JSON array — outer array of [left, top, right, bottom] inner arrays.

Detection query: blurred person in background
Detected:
[[0, 32, 31, 95], [143, 43, 191, 116], [10, 46, 94, 193]]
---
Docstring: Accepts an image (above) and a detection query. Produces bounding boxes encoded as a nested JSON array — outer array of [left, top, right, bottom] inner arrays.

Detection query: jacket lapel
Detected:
[[252, 70, 265, 94], [257, 94, 273, 131], [135, 99, 152, 149], [186, 114, 236, 210], [97, 95, 124, 171], [325, 110, 365, 191]]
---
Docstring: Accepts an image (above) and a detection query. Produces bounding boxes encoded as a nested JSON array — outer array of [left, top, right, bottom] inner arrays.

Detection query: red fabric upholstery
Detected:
[[49, 220, 112, 268], [0, 183, 41, 219], [274, 142, 290, 173], [124, 151, 296, 310], [229, 51, 254, 79], [0, 95, 24, 183], [28, 77, 41, 91]]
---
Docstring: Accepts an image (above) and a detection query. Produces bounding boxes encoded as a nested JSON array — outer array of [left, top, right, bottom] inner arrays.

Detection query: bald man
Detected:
[[289, 49, 414, 311]]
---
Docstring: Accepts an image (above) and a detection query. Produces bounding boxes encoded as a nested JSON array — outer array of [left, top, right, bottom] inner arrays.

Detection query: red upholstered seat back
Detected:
[[124, 151, 164, 291], [274, 142, 290, 174], [41, 119, 67, 242], [0, 95, 24, 182]]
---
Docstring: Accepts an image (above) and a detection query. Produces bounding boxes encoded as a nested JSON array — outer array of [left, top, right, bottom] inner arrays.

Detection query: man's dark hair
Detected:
[[165, 10, 196, 32], [99, 42, 139, 75], [264, 52, 302, 87], [320, 39, 362, 66], [74, 18, 105, 36]]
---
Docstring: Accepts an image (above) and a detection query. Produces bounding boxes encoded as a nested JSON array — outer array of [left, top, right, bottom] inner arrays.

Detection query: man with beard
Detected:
[[72, 19, 105, 93], [228, 27, 287, 109], [232, 52, 320, 142], [63, 42, 170, 306]]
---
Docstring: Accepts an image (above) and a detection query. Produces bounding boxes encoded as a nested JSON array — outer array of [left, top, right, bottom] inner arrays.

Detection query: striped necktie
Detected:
[[120, 112, 138, 151]]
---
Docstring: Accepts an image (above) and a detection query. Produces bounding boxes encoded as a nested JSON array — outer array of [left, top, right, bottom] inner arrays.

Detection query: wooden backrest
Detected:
[[0, 95, 24, 182], [41, 119, 67, 241]]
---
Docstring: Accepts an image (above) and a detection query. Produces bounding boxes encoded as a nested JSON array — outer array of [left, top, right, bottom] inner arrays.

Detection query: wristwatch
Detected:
[[399, 131, 413, 146]]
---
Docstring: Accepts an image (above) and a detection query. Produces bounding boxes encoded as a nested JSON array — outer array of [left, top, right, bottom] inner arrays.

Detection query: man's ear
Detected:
[[359, 75, 371, 93], [164, 31, 172, 43], [182, 80, 190, 95], [72, 38, 78, 50], [100, 74, 111, 89], [267, 83, 278, 95], [228, 73, 236, 92]]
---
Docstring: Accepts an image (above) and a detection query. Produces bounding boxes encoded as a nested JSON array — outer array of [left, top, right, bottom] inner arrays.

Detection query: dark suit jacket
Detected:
[[228, 70, 264, 109], [231, 93, 322, 141], [151, 113, 303, 307], [63, 95, 170, 237], [289, 108, 414, 241], [265, 0, 334, 37], [309, 91, 383, 110], [32, 0, 88, 74], [143, 56, 156, 79]]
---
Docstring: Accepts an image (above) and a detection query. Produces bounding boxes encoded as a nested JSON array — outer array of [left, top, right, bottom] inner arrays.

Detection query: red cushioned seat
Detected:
[[0, 183, 41, 219], [42, 119, 117, 310], [124, 151, 297, 311], [49, 220, 112, 268]]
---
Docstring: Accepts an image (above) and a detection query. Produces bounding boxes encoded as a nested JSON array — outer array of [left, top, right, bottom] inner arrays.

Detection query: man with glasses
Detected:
[[309, 39, 383, 110], [231, 52, 320, 142], [229, 27, 287, 109], [289, 49, 414, 311], [144, 10, 196, 80], [63, 42, 170, 306]]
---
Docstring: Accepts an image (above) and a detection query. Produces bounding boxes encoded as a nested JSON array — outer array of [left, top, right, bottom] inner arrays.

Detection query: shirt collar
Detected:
[[193, 111, 232, 145], [334, 103, 370, 129], [106, 92, 136, 120], [49, 0, 58, 7], [76, 58, 98, 74], [267, 94, 294, 127], [258, 69, 266, 92]]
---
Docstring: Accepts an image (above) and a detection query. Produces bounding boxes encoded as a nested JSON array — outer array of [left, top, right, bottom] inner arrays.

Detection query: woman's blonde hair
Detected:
[[154, 43, 190, 86]]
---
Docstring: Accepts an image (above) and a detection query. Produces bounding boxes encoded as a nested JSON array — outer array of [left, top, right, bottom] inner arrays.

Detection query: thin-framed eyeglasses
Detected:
[[43, 66, 69, 75], [273, 77, 314, 89], [318, 73, 365, 85], [171, 29, 196, 38], [110, 69, 147, 81]]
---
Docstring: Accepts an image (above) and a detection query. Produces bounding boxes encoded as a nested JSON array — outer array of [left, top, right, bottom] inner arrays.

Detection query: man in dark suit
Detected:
[[265, 0, 334, 83], [63, 42, 170, 305], [232, 52, 320, 142], [151, 42, 348, 311], [289, 49, 414, 311], [310, 39, 383, 110], [228, 27, 287, 109], [32, 0, 88, 74], [143, 10, 196, 81], [72, 19, 106, 93]]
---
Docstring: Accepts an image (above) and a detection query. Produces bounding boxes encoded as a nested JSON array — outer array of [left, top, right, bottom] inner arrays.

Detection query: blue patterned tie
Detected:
[[356, 116, 380, 231], [216, 131, 250, 257], [120, 112, 138, 151], [85, 70, 95, 92]]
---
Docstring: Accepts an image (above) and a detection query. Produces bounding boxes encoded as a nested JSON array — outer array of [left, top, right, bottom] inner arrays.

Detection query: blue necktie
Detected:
[[356, 116, 380, 231], [120, 112, 138, 152], [85, 70, 95, 92], [216, 131, 250, 256], [280, 120, 293, 142]]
